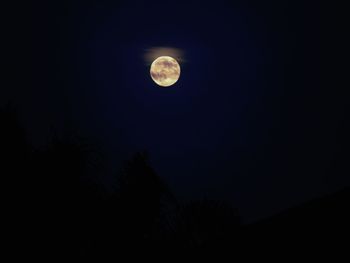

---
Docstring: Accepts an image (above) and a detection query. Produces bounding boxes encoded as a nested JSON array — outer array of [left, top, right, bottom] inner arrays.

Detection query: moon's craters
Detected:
[[150, 56, 180, 87]]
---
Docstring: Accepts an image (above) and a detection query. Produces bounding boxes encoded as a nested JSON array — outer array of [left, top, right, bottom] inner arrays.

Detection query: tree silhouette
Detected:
[[0, 107, 29, 180], [95, 152, 177, 256], [170, 199, 240, 251], [25, 129, 103, 258], [0, 107, 32, 256]]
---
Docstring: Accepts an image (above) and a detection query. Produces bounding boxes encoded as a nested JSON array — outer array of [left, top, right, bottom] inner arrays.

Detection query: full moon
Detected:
[[150, 56, 180, 87]]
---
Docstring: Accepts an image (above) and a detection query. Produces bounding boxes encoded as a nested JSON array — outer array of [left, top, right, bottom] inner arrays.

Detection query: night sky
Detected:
[[3, 0, 348, 222]]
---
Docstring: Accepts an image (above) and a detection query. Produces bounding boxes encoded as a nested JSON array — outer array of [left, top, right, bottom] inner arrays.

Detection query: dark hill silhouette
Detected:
[[252, 187, 350, 228], [243, 188, 350, 254]]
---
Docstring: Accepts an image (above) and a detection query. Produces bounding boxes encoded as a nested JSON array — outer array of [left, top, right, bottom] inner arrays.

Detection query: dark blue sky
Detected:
[[3, 0, 348, 222]]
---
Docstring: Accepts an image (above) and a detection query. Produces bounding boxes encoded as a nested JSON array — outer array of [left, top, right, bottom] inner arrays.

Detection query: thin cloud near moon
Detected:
[[144, 47, 185, 65]]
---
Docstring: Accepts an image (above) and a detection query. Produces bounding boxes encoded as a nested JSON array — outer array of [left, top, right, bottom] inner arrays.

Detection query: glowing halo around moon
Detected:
[[150, 56, 181, 87]]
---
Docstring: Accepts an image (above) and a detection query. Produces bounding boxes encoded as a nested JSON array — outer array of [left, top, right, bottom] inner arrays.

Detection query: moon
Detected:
[[150, 56, 180, 87]]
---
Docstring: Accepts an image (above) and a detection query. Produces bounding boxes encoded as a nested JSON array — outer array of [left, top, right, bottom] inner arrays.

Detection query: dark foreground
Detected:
[[2, 108, 349, 258]]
